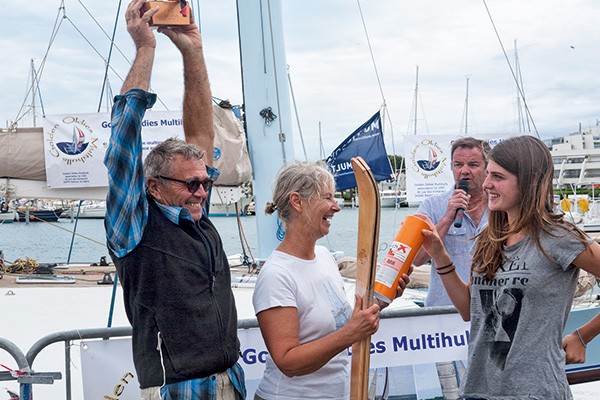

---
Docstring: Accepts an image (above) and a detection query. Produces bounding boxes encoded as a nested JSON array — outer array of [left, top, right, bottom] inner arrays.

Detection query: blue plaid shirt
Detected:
[[104, 89, 245, 399], [160, 363, 246, 400]]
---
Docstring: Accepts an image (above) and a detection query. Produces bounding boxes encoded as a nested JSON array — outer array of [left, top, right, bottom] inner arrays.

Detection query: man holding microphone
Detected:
[[412, 137, 490, 307]]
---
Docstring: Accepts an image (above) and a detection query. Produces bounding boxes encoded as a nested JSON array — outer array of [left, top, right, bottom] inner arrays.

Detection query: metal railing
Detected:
[[0, 306, 456, 400], [1, 305, 599, 399]]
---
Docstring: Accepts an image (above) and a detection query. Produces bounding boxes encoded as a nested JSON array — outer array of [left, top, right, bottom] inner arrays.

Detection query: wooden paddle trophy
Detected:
[[349, 156, 380, 400]]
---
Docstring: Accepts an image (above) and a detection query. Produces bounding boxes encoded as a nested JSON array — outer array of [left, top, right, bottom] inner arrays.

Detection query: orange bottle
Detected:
[[374, 215, 429, 303]]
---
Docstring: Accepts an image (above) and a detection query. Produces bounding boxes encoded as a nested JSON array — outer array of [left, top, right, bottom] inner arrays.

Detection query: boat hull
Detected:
[[0, 210, 16, 223], [16, 208, 63, 222]]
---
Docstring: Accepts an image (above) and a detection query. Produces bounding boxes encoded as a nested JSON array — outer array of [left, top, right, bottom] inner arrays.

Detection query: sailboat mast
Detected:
[[318, 121, 325, 160], [237, 0, 295, 262], [413, 65, 419, 135], [463, 75, 470, 135], [30, 59, 37, 127], [513, 39, 531, 133], [514, 40, 524, 132]]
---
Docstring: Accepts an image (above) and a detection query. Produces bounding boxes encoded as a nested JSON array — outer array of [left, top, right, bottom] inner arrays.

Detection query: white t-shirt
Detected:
[[252, 245, 353, 399]]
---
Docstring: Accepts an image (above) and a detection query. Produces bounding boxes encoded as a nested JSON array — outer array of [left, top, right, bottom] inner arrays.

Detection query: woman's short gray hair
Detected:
[[265, 160, 336, 222], [143, 138, 205, 178]]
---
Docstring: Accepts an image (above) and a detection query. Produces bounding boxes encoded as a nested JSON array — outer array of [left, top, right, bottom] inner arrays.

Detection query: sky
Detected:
[[1, 0, 599, 160]]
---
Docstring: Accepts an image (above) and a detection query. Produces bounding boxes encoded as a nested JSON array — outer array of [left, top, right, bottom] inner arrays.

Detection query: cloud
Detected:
[[1, 0, 599, 159]]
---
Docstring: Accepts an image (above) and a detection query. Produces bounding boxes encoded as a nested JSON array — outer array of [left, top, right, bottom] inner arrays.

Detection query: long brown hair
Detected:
[[472, 135, 589, 280]]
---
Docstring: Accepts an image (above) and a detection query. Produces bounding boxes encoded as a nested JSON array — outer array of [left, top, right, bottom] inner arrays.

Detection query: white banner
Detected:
[[41, 107, 252, 189], [81, 313, 470, 399], [404, 134, 517, 204], [80, 338, 140, 400], [42, 112, 184, 189]]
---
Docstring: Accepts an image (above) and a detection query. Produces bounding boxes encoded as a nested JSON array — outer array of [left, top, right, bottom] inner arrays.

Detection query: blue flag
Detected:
[[326, 111, 393, 191]]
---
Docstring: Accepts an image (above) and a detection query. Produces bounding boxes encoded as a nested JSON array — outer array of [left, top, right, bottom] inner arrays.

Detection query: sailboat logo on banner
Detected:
[[56, 126, 90, 155], [326, 111, 393, 191], [47, 116, 99, 166], [416, 147, 439, 171], [409, 139, 448, 179]]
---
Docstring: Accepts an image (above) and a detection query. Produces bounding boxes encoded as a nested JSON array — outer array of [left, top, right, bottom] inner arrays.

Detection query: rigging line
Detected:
[[32, 64, 46, 117], [356, 0, 396, 157], [97, 0, 124, 112], [76, 0, 171, 107], [64, 16, 126, 82], [26, 216, 106, 246], [287, 66, 308, 161], [266, 0, 288, 163], [380, 105, 397, 170], [12, 5, 65, 126], [514, 41, 532, 133], [235, 202, 257, 272], [63, 12, 174, 110], [12, 73, 35, 128], [62, 3, 167, 110], [66, 200, 83, 264], [75, 0, 131, 65], [356, 0, 385, 105], [482, 0, 539, 137], [36, 2, 68, 84]]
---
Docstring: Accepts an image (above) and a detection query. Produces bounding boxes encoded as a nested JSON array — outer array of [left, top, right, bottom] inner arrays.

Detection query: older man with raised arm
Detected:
[[104, 1, 245, 399]]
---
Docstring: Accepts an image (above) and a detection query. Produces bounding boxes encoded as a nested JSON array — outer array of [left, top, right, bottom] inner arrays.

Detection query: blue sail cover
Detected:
[[326, 111, 393, 191]]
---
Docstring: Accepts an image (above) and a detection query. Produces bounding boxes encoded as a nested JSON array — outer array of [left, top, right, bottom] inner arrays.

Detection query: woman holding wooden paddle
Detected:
[[418, 135, 600, 399], [252, 161, 410, 400]]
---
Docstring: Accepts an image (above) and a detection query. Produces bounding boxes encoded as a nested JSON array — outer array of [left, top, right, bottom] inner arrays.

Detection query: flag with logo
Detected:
[[326, 111, 393, 191]]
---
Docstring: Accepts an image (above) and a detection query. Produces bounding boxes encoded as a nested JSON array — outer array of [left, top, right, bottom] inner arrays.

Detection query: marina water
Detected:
[[0, 206, 416, 266]]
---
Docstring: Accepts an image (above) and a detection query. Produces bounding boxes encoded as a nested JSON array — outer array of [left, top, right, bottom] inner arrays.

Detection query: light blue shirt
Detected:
[[417, 189, 488, 306]]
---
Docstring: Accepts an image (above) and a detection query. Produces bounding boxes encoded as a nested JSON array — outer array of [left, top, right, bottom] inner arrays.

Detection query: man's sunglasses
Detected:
[[157, 175, 213, 193]]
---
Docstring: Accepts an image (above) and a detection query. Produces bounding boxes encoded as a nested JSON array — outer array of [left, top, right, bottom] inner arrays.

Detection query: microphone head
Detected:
[[457, 179, 469, 194]]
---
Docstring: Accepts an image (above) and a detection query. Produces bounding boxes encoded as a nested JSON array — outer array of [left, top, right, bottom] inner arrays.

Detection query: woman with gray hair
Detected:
[[252, 161, 410, 399]]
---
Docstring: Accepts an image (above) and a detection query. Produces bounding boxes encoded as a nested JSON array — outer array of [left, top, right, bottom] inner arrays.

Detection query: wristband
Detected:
[[576, 328, 587, 348]]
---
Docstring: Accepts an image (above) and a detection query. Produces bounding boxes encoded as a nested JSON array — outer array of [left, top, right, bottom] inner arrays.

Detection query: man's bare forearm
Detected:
[[182, 48, 214, 164], [121, 46, 155, 94]]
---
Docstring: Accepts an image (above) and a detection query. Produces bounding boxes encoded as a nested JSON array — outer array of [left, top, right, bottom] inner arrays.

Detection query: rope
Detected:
[[97, 0, 123, 112], [481, 0, 539, 137], [63, 16, 126, 82], [287, 68, 308, 161], [19, 213, 106, 246], [32, 63, 46, 117], [234, 202, 257, 273], [3, 257, 39, 274], [67, 201, 83, 264], [356, 0, 396, 157], [71, 0, 169, 110], [265, 0, 288, 164], [75, 0, 131, 63], [11, 2, 65, 127]]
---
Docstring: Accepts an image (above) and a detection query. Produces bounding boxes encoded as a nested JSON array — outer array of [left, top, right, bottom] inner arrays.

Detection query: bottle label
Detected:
[[384, 241, 412, 266], [375, 265, 399, 288], [375, 241, 412, 288]]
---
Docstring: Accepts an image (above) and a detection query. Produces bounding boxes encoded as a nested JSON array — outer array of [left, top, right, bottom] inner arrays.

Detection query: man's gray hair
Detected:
[[144, 138, 205, 178]]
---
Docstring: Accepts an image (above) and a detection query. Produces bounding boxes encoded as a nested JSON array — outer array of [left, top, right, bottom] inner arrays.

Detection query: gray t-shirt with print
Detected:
[[462, 226, 587, 400]]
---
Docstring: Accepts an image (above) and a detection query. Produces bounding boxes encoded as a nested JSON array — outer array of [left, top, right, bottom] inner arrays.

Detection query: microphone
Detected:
[[453, 180, 469, 228]]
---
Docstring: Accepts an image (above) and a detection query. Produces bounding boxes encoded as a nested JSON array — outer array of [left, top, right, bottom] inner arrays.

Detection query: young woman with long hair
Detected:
[[419, 135, 600, 399]]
